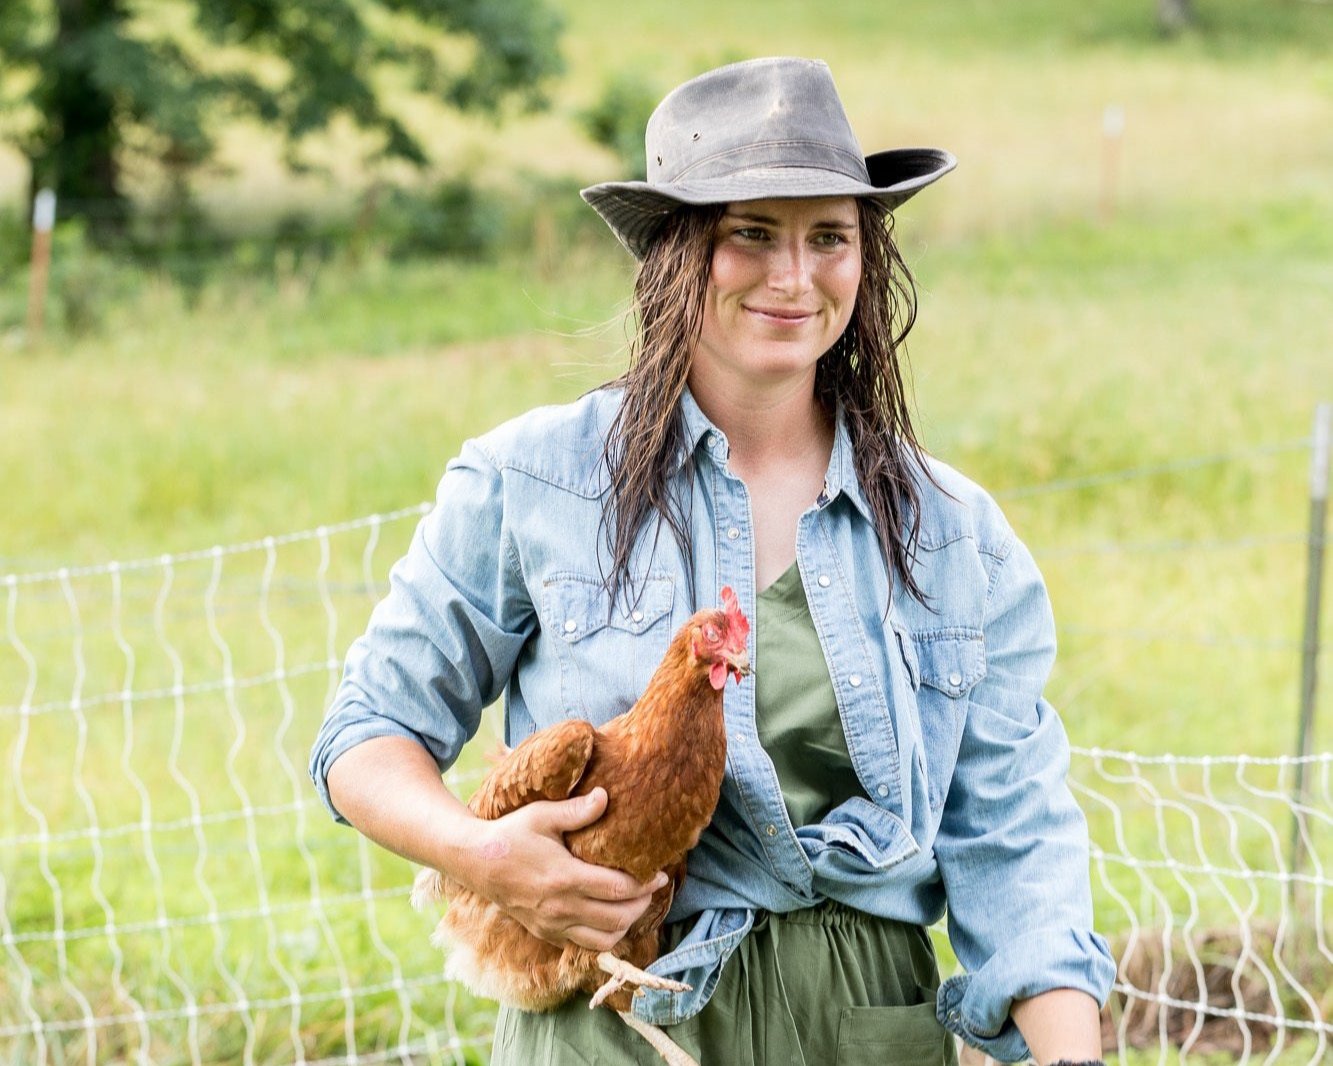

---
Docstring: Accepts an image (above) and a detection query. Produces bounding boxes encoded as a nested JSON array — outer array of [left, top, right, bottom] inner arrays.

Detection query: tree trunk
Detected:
[[1157, 0, 1196, 35], [34, 0, 129, 235]]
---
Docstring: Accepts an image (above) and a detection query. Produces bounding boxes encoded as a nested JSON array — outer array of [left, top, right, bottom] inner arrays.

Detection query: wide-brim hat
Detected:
[[581, 56, 957, 260]]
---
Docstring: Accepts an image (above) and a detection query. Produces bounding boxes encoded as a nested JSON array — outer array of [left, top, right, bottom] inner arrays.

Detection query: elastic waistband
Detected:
[[767, 898, 915, 931]]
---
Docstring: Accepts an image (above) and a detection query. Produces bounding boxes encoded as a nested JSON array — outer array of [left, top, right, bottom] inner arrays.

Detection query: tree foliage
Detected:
[[0, 0, 563, 228], [578, 70, 659, 180]]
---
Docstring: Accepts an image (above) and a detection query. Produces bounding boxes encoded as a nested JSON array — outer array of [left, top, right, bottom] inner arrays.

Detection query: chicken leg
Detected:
[[617, 1010, 699, 1066], [589, 951, 690, 1008], [591, 954, 698, 1066]]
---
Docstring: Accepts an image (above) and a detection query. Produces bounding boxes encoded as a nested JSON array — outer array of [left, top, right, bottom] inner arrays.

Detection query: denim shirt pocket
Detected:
[[900, 628, 986, 812], [540, 572, 675, 721]]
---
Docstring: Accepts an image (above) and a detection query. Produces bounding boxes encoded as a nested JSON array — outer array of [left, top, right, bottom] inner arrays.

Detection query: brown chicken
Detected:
[[411, 587, 751, 1066]]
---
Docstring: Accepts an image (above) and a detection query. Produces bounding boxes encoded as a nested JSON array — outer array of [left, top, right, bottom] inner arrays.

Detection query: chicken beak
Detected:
[[726, 648, 752, 682]]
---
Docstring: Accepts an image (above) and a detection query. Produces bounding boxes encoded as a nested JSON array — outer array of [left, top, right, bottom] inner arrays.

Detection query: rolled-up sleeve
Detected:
[[309, 439, 536, 823], [932, 530, 1115, 1061]]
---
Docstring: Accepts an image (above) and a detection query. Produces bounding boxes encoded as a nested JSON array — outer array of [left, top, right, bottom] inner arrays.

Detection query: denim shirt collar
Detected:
[[675, 384, 874, 523], [674, 384, 716, 471]]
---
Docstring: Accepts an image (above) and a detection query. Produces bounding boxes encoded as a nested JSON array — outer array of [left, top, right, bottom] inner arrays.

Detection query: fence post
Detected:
[[26, 188, 58, 344], [1100, 104, 1125, 223], [1291, 401, 1331, 887]]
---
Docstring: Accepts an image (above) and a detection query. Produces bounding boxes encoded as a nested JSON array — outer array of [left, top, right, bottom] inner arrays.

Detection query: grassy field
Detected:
[[3, 0, 1333, 1062]]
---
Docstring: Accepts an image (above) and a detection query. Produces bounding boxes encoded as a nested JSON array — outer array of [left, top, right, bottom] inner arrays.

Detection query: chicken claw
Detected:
[[589, 952, 690, 1009], [617, 1011, 699, 1066]]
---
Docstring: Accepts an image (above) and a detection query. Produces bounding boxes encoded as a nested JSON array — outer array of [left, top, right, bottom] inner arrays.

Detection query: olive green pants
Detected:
[[490, 901, 958, 1065]]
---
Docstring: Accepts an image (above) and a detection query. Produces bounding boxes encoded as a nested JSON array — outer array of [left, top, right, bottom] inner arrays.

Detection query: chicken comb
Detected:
[[719, 585, 750, 644]]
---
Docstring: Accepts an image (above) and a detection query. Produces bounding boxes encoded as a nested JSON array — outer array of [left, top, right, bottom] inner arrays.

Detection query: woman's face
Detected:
[[692, 196, 861, 392]]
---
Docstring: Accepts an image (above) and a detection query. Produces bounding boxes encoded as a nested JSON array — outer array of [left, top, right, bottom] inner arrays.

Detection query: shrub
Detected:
[[376, 180, 507, 260], [578, 71, 660, 180]]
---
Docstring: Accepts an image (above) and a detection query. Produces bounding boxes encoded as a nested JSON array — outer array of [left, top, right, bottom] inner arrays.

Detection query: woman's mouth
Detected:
[[745, 306, 816, 326]]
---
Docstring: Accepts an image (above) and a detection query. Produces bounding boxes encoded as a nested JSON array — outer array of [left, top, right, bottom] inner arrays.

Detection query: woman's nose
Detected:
[[767, 239, 813, 294]]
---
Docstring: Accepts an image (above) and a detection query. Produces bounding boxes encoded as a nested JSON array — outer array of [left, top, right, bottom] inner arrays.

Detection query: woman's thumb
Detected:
[[552, 787, 607, 830]]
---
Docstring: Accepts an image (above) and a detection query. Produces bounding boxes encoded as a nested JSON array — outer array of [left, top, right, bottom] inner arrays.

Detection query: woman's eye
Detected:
[[814, 231, 849, 246], [733, 227, 767, 241]]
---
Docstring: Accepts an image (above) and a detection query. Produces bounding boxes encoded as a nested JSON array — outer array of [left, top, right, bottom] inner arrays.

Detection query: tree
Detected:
[[1157, 0, 1196, 34], [0, 0, 563, 232]]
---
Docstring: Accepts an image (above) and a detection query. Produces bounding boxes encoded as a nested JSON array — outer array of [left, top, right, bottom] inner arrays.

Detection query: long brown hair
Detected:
[[598, 198, 934, 609]]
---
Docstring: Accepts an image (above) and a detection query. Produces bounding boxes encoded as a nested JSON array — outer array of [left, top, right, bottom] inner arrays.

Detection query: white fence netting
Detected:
[[2, 507, 492, 1066], [1072, 750, 1330, 1062], [3, 440, 1329, 1064]]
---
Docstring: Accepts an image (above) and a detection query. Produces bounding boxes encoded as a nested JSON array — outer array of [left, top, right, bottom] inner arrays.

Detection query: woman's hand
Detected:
[[460, 787, 668, 951], [327, 737, 663, 952]]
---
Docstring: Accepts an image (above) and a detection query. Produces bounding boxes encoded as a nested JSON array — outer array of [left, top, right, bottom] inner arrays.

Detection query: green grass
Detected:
[[0, 244, 634, 572], [4, 0, 1333, 1061]]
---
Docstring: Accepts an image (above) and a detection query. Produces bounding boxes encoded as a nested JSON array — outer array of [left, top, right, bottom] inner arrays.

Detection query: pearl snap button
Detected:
[[632, 610, 644, 622], [817, 574, 831, 588], [766, 824, 777, 837], [849, 674, 862, 687], [948, 671, 963, 687], [877, 785, 889, 797], [563, 619, 577, 633], [727, 527, 739, 540]]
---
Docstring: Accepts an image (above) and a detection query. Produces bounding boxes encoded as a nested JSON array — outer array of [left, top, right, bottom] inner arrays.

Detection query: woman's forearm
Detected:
[[326, 733, 478, 873], [1010, 987, 1103, 1065], [324, 733, 664, 949]]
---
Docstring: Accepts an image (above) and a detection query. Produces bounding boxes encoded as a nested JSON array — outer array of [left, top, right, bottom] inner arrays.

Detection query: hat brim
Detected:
[[581, 148, 956, 259]]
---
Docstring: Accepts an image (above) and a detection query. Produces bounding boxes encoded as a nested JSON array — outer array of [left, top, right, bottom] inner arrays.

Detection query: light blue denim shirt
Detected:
[[310, 386, 1115, 1062]]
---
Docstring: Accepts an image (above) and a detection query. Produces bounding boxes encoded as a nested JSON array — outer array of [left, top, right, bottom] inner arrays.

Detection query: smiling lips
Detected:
[[745, 305, 818, 325]]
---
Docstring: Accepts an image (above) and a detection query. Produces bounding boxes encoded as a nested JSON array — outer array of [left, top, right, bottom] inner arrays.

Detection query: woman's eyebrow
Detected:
[[724, 212, 857, 229]]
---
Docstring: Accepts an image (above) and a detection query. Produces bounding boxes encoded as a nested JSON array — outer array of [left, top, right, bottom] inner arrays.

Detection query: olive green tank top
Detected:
[[755, 562, 865, 827]]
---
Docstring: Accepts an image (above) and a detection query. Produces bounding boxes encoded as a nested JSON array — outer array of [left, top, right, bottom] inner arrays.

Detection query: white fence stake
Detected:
[[1292, 401, 1331, 884], [26, 189, 57, 344], [1100, 104, 1125, 223]]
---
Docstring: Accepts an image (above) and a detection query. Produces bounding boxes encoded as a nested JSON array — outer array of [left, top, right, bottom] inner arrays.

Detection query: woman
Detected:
[[310, 57, 1115, 1065]]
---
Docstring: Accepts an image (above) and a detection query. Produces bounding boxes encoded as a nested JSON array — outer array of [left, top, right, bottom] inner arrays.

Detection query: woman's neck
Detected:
[[686, 364, 836, 591], [685, 367, 833, 476]]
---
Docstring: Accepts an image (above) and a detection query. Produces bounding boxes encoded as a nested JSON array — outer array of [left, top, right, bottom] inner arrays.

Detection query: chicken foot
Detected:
[[589, 951, 690, 1009], [589, 955, 697, 1065], [617, 1011, 700, 1066]]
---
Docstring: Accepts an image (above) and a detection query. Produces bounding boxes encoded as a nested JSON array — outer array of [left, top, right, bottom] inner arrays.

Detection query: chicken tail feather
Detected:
[[409, 867, 445, 911]]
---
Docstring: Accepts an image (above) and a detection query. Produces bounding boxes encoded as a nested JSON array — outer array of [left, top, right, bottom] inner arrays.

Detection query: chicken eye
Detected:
[[703, 623, 720, 644]]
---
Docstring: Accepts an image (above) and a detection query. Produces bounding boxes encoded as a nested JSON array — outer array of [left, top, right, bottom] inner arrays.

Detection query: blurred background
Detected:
[[2, 1, 1332, 1063]]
